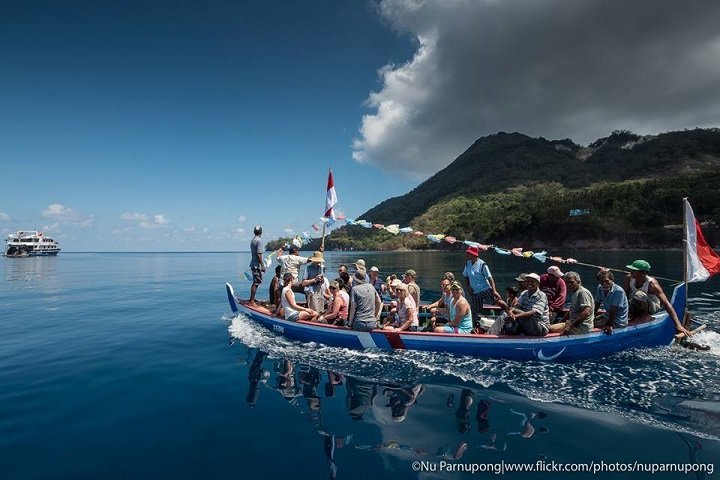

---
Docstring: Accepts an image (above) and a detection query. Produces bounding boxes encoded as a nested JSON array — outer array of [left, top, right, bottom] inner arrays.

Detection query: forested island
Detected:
[[268, 128, 720, 251]]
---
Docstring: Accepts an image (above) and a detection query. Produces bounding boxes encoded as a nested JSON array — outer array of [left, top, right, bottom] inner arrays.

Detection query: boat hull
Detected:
[[225, 283, 685, 361]]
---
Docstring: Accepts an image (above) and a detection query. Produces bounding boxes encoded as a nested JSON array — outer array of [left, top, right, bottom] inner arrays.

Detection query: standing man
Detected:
[[302, 251, 328, 313], [347, 270, 383, 332], [249, 225, 265, 306], [276, 245, 311, 292], [463, 246, 500, 322]]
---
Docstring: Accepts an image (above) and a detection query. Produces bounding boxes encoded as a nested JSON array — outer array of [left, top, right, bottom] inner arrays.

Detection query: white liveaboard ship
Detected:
[[4, 231, 61, 257]]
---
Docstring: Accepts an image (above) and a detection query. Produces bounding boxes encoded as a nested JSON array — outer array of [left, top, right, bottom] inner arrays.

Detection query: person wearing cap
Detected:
[[369, 266, 386, 295], [463, 246, 500, 323], [301, 251, 328, 314], [490, 273, 549, 336], [549, 272, 594, 335], [593, 270, 628, 334], [318, 279, 349, 326], [514, 273, 528, 295], [248, 225, 265, 306], [433, 281, 473, 334], [402, 269, 421, 308], [280, 272, 318, 322], [539, 266, 567, 322], [623, 259, 689, 336], [347, 269, 383, 332], [383, 283, 418, 331]]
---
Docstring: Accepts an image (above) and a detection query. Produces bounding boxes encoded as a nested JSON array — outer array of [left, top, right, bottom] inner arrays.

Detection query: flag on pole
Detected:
[[684, 198, 720, 282], [325, 169, 337, 220]]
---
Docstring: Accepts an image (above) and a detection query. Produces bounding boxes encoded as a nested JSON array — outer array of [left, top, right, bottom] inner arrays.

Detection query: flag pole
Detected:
[[682, 197, 689, 325], [321, 222, 327, 251], [321, 168, 333, 251]]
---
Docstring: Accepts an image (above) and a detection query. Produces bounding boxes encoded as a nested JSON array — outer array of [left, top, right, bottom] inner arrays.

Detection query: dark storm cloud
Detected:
[[353, 0, 720, 178]]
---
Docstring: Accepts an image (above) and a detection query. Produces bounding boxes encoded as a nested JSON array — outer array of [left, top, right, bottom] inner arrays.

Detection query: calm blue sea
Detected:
[[2, 251, 719, 479]]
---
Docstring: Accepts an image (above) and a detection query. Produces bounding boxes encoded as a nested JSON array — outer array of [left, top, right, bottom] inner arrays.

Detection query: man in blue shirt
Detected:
[[593, 270, 628, 333], [462, 245, 500, 323]]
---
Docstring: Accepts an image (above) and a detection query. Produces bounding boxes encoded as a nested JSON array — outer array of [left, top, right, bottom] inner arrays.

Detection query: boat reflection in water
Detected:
[[240, 349, 557, 478], [238, 347, 716, 480]]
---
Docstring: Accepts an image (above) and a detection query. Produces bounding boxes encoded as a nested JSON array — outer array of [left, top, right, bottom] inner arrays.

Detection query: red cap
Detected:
[[465, 246, 479, 257]]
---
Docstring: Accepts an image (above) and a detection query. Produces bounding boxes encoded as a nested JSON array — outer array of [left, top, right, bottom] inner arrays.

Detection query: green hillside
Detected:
[[270, 128, 720, 251]]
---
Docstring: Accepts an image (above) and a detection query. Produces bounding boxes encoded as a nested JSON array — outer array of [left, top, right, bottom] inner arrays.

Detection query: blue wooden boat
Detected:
[[225, 282, 687, 361]]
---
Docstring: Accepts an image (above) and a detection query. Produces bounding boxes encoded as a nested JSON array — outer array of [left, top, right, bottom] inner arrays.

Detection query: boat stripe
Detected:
[[384, 331, 406, 350], [357, 332, 377, 349]]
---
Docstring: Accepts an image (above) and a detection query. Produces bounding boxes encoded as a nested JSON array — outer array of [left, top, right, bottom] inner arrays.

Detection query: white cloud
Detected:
[[120, 212, 149, 222], [42, 203, 94, 226], [283, 228, 294, 234], [238, 215, 247, 222], [43, 203, 73, 218], [0, 212, 9, 221], [43, 223, 60, 231], [237, 228, 245, 234], [353, 0, 720, 178], [122, 212, 169, 229]]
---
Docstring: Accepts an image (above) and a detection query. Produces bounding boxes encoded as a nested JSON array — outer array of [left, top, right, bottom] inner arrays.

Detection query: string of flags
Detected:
[[293, 215, 586, 267]]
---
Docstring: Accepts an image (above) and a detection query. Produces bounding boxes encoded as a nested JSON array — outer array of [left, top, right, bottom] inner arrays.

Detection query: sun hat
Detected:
[[465, 246, 479, 257], [308, 251, 324, 263], [370, 266, 379, 272], [514, 273, 528, 282], [404, 269, 417, 278], [353, 269, 367, 283], [329, 280, 340, 289], [525, 273, 541, 283], [450, 281, 463, 290], [355, 259, 366, 270], [626, 259, 651, 272], [390, 279, 403, 288], [547, 265, 564, 278]]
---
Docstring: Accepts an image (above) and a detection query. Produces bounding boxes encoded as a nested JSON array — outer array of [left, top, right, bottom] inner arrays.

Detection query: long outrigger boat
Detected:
[[225, 282, 687, 361]]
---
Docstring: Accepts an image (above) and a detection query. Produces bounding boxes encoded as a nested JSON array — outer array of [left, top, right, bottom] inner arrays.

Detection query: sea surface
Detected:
[[2, 250, 719, 479]]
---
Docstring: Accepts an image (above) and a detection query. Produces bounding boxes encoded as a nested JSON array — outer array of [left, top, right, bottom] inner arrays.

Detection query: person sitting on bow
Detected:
[[623, 259, 690, 336]]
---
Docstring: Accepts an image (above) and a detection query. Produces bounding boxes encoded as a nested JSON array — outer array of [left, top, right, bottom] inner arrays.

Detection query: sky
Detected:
[[1, 0, 719, 251]]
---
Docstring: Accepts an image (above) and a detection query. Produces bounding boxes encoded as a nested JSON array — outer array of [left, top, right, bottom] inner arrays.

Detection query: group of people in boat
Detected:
[[247, 225, 689, 336]]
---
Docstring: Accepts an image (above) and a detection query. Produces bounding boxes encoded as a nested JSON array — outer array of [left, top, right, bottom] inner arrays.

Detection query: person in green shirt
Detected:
[[549, 271, 594, 335]]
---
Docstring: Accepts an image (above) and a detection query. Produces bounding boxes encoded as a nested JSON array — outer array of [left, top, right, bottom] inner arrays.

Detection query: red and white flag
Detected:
[[325, 168, 337, 220], [684, 198, 720, 282]]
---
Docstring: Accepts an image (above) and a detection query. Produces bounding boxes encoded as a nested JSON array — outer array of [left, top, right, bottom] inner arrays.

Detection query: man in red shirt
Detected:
[[539, 265, 567, 323]]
